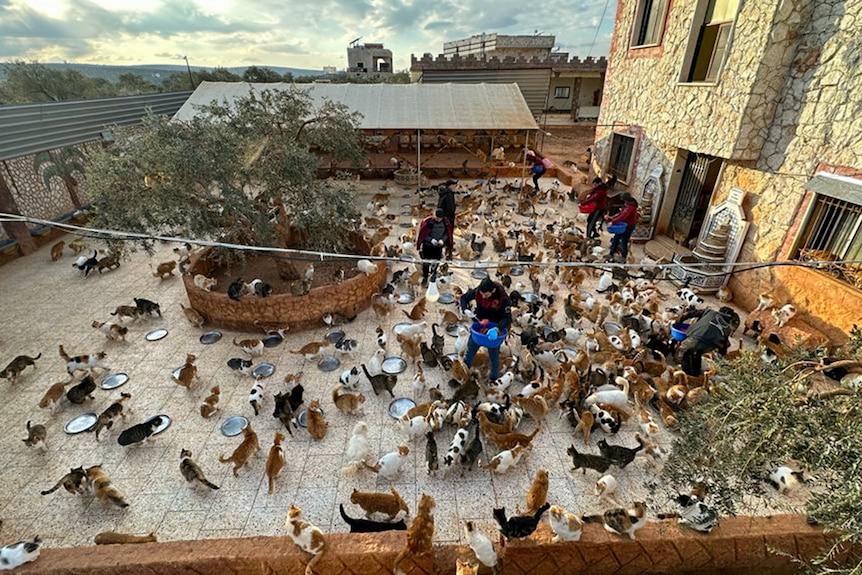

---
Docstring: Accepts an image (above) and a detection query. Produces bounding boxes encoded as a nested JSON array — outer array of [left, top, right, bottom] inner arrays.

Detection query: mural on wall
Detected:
[[34, 146, 87, 209]]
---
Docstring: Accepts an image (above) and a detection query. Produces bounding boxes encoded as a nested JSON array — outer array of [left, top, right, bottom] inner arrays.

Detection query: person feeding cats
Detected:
[[416, 208, 453, 285], [459, 277, 512, 381], [678, 306, 740, 376]]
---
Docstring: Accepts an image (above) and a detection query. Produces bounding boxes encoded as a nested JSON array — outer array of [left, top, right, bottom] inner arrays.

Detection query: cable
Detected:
[[587, 0, 612, 58]]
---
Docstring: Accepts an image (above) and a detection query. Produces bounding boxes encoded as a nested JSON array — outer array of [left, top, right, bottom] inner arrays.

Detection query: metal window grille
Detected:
[[796, 195, 862, 289]]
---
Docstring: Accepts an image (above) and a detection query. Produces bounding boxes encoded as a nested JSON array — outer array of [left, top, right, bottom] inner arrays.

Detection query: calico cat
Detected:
[[66, 375, 97, 404], [219, 424, 260, 477], [361, 364, 396, 397], [200, 386, 220, 418], [1, 353, 41, 383], [227, 357, 254, 376], [548, 505, 583, 542], [306, 400, 327, 440], [273, 392, 297, 435], [248, 381, 265, 415], [94, 531, 156, 545], [41, 467, 87, 496], [331, 386, 366, 415], [175, 354, 198, 389], [284, 505, 326, 575], [59, 345, 108, 376], [22, 421, 47, 452], [566, 445, 614, 474], [265, 433, 286, 495], [179, 449, 219, 490], [392, 494, 435, 575], [597, 438, 644, 469], [585, 501, 647, 540], [339, 504, 407, 533], [117, 416, 164, 447], [133, 298, 162, 317], [92, 320, 128, 341], [350, 487, 409, 521], [91, 392, 132, 441], [234, 338, 265, 357], [0, 536, 42, 570], [86, 465, 129, 508]]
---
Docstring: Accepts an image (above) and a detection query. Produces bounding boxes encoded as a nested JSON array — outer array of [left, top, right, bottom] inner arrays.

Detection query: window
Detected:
[[684, 0, 739, 82], [796, 195, 862, 289], [608, 133, 635, 183], [553, 86, 571, 98], [632, 0, 669, 47]]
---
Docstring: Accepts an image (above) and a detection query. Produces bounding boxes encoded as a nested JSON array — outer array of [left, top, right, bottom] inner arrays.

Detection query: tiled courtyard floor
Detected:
[[0, 179, 790, 549]]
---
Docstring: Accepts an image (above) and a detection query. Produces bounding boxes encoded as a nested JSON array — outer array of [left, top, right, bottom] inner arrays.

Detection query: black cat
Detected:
[[117, 416, 163, 446], [566, 444, 615, 474], [273, 392, 297, 435], [133, 298, 161, 317], [597, 438, 644, 469], [66, 375, 96, 404], [339, 504, 406, 533], [227, 278, 245, 301]]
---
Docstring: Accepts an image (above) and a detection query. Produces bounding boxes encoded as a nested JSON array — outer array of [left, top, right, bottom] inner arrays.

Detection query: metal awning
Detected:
[[804, 172, 862, 204]]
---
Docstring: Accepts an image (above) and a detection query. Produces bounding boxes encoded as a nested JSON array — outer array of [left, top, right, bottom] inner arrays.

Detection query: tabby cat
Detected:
[[179, 449, 220, 490], [41, 467, 87, 496], [91, 392, 132, 441], [219, 424, 260, 477], [0, 353, 41, 383], [86, 465, 129, 508]]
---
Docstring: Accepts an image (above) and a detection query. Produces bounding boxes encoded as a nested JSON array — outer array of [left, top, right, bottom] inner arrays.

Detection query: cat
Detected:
[[548, 505, 583, 542], [595, 474, 621, 505], [392, 494, 435, 575], [193, 274, 217, 291], [91, 320, 128, 341], [456, 558, 479, 575], [219, 424, 260, 477], [41, 467, 87, 496], [290, 339, 329, 360], [364, 445, 410, 481], [94, 532, 157, 545], [284, 505, 326, 575], [50, 240, 65, 261], [118, 416, 164, 447], [444, 426, 470, 469], [246, 279, 272, 297], [1, 353, 41, 383], [339, 504, 407, 533], [74, 250, 100, 277], [133, 298, 162, 317], [110, 305, 142, 322], [86, 465, 129, 508], [398, 415, 428, 441], [342, 421, 370, 474], [350, 486, 409, 521], [180, 304, 206, 328], [22, 421, 47, 452], [419, 342, 439, 367], [59, 345, 108, 376], [227, 357, 254, 376], [235, 337, 265, 357], [376, 326, 387, 350], [0, 536, 42, 570], [179, 449, 219, 490], [334, 336, 358, 357], [425, 430, 438, 475], [753, 290, 775, 312], [273, 392, 297, 435], [430, 324, 445, 357], [463, 520, 497, 569], [403, 296, 426, 320], [200, 386, 220, 418], [772, 303, 797, 328], [96, 253, 121, 273], [266, 432, 286, 495], [227, 278, 245, 301], [566, 444, 614, 474], [331, 386, 366, 415], [585, 501, 647, 540], [396, 333, 422, 364], [306, 400, 328, 440], [361, 364, 396, 397], [597, 438, 644, 468], [412, 364, 426, 395], [175, 353, 198, 389], [526, 469, 549, 514], [91, 392, 132, 441], [339, 366, 361, 390], [481, 444, 527, 474], [66, 375, 97, 404], [768, 466, 804, 494], [248, 380, 266, 415], [150, 260, 176, 279]]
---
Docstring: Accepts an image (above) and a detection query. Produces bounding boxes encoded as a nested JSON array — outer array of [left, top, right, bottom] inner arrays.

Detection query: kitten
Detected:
[[219, 424, 260, 477], [133, 298, 162, 317], [392, 494, 435, 575], [0, 353, 41, 383], [548, 505, 583, 542], [463, 520, 497, 569], [175, 353, 198, 390], [526, 469, 549, 514], [117, 416, 164, 447], [425, 430, 438, 475], [753, 291, 775, 312], [456, 559, 479, 575], [361, 364, 397, 397], [339, 504, 407, 533], [350, 487, 409, 521], [91, 392, 132, 441], [50, 240, 65, 261], [91, 320, 128, 342], [94, 532, 157, 545], [200, 386, 220, 418], [41, 467, 87, 496], [284, 506, 326, 575], [331, 386, 366, 415], [235, 337, 265, 357], [227, 357, 254, 376], [193, 274, 217, 291], [59, 345, 108, 376], [265, 432, 286, 495], [0, 537, 42, 570], [66, 375, 97, 404], [22, 421, 47, 452], [86, 465, 129, 508], [248, 380, 266, 416], [273, 392, 297, 436], [306, 400, 328, 440], [342, 421, 370, 475], [179, 449, 219, 490]]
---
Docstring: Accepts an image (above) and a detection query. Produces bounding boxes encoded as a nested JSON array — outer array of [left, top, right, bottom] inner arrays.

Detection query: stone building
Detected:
[[347, 42, 393, 76], [443, 33, 555, 60], [594, 0, 861, 342]]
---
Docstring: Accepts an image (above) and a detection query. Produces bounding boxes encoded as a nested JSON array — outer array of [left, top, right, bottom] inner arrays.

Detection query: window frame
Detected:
[[679, 0, 740, 84], [553, 85, 571, 99], [793, 193, 862, 290], [607, 132, 637, 185], [630, 0, 671, 49]]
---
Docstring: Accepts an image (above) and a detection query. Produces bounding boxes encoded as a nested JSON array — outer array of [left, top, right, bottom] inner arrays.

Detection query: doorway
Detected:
[[670, 151, 723, 244]]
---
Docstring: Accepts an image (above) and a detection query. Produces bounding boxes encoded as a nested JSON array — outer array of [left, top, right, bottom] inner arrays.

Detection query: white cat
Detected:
[[366, 349, 386, 376], [397, 415, 428, 440], [357, 259, 377, 275], [548, 505, 583, 542], [193, 274, 217, 291], [463, 521, 497, 568], [411, 366, 426, 394], [454, 326, 470, 356], [596, 474, 620, 505], [248, 381, 265, 416], [772, 304, 797, 328], [0, 537, 41, 571], [366, 445, 409, 480], [341, 421, 370, 475]]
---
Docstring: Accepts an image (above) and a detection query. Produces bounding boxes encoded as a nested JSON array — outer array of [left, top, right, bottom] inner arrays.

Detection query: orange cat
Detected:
[[39, 380, 69, 413], [285, 505, 326, 575], [218, 424, 260, 477], [175, 354, 198, 390], [199, 386, 220, 418], [526, 469, 549, 514], [266, 432, 285, 495], [331, 386, 366, 415], [306, 400, 327, 440], [350, 487, 409, 521], [393, 494, 435, 575]]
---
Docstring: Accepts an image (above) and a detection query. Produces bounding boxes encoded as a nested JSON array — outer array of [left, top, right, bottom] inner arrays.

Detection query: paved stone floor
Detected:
[[0, 179, 786, 549]]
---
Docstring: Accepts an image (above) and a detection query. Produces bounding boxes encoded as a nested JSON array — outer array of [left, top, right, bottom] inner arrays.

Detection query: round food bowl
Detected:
[[146, 414, 172, 436], [317, 355, 341, 372], [603, 322, 622, 336], [445, 323, 466, 337], [438, 293, 456, 304], [324, 329, 345, 344], [221, 415, 249, 437], [397, 292, 415, 305], [253, 362, 276, 379], [393, 322, 413, 335], [262, 333, 284, 348], [509, 266, 525, 276], [64, 413, 97, 435], [199, 330, 222, 345], [470, 322, 506, 349], [296, 407, 325, 428], [671, 323, 691, 341], [100, 372, 129, 390], [607, 223, 627, 234], [388, 397, 416, 419], [382, 356, 408, 375], [145, 328, 168, 342], [471, 269, 489, 280]]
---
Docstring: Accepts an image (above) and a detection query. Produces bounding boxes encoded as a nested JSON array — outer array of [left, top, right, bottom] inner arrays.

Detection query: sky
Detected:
[[0, 0, 617, 71]]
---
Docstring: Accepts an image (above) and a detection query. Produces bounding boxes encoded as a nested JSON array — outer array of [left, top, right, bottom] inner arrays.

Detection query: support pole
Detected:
[[0, 166, 36, 254], [521, 130, 530, 188], [416, 129, 421, 194]]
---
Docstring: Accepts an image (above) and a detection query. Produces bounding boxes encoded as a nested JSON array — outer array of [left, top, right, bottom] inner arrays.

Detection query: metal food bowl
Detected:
[[253, 362, 276, 379], [221, 415, 249, 437], [381, 356, 407, 375], [388, 397, 416, 419], [145, 328, 168, 341], [317, 355, 341, 372], [64, 413, 97, 435], [199, 331, 222, 344], [100, 372, 129, 390], [146, 414, 172, 436], [438, 293, 456, 304]]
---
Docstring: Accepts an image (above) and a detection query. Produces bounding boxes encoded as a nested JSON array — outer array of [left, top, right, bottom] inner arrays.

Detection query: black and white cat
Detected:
[[0, 536, 42, 570], [227, 357, 254, 376], [117, 417, 164, 446], [339, 366, 361, 390]]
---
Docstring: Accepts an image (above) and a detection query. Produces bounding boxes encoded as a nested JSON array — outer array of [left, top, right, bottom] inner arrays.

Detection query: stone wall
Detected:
[[411, 53, 607, 72], [14, 515, 847, 575], [183, 259, 388, 332]]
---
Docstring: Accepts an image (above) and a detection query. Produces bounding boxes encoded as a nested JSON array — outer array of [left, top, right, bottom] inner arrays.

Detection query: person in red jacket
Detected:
[[416, 208, 453, 284], [604, 192, 639, 261], [526, 150, 547, 190], [583, 179, 609, 239]]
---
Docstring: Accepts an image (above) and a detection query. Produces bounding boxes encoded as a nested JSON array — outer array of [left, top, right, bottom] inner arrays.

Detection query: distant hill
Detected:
[[1, 63, 323, 84]]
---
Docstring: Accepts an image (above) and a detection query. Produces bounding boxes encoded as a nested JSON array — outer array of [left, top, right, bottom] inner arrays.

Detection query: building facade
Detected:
[[594, 0, 861, 341], [443, 33, 555, 59], [347, 43, 393, 76]]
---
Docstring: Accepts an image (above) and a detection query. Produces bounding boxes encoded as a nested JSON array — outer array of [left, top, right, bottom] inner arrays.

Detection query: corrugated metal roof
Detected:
[[805, 172, 862, 203], [0, 91, 191, 161], [173, 82, 539, 130]]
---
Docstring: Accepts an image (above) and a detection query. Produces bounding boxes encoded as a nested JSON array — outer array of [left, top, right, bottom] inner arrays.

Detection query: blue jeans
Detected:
[[464, 336, 500, 380], [610, 223, 636, 258]]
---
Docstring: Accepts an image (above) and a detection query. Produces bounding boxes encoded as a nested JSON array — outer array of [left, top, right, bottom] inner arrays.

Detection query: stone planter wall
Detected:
[[183, 257, 388, 332], [15, 515, 849, 575]]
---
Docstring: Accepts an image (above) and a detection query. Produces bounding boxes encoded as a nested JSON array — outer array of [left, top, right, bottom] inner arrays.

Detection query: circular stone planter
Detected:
[[183, 254, 387, 332]]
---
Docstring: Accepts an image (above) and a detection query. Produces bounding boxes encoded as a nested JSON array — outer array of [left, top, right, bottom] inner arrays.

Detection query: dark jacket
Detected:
[[416, 216, 453, 250], [437, 189, 456, 224], [460, 284, 512, 331], [681, 309, 735, 353]]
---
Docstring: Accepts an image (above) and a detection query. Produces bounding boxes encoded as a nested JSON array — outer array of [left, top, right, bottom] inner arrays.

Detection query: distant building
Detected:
[[347, 43, 393, 76], [322, 66, 337, 75], [443, 33, 555, 60]]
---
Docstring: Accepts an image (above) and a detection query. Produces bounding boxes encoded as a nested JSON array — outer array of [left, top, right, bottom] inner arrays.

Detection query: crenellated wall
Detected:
[[411, 53, 608, 72]]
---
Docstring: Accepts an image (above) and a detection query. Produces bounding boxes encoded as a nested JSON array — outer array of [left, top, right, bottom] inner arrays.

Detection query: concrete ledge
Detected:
[[15, 516, 842, 575]]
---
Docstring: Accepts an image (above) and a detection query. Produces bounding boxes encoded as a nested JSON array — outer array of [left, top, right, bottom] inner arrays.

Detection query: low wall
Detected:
[[183, 259, 388, 332], [16, 516, 844, 575]]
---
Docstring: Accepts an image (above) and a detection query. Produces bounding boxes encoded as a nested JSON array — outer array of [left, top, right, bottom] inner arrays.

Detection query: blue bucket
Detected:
[[671, 323, 690, 341], [470, 322, 506, 349], [607, 223, 627, 234]]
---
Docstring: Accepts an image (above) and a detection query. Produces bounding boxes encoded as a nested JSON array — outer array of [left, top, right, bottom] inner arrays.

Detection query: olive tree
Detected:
[[87, 87, 365, 277]]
